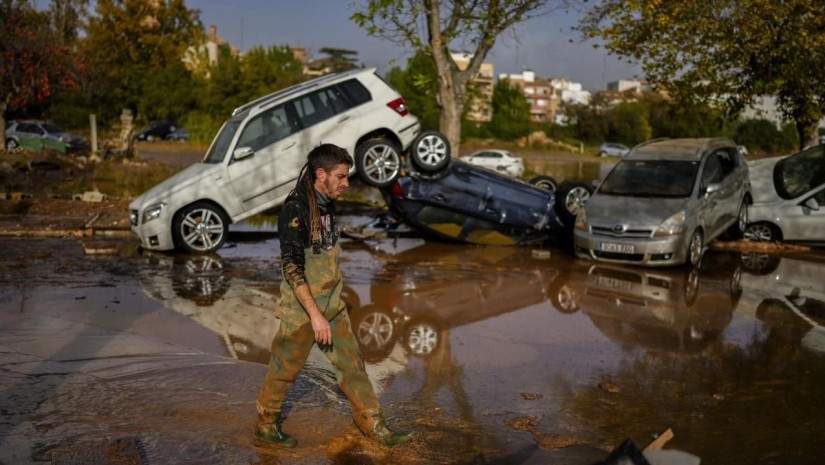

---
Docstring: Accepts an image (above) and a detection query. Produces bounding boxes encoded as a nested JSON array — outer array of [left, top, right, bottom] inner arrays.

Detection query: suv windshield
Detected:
[[774, 145, 825, 199], [203, 119, 241, 164], [599, 160, 698, 198]]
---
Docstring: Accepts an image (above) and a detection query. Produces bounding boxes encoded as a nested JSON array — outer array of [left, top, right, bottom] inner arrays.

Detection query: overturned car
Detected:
[[373, 159, 592, 246]]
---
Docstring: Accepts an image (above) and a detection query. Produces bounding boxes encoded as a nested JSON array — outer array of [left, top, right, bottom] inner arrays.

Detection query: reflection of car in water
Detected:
[[345, 239, 574, 359], [563, 251, 742, 351], [737, 253, 825, 354]]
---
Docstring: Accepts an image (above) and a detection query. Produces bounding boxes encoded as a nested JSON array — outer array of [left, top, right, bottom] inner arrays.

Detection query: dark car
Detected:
[[377, 159, 591, 246], [164, 128, 189, 142], [135, 120, 177, 142]]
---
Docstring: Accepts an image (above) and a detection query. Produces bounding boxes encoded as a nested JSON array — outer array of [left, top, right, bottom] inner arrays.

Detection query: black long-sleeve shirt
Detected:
[[278, 190, 339, 289]]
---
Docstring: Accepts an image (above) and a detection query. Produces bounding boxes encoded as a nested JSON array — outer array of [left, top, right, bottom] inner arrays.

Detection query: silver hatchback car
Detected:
[[574, 138, 751, 267]]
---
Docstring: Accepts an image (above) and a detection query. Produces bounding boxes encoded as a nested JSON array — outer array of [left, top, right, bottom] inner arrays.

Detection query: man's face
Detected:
[[315, 164, 350, 199]]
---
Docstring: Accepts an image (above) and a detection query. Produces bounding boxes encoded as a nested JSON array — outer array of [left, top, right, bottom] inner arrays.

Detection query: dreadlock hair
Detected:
[[292, 143, 354, 246]]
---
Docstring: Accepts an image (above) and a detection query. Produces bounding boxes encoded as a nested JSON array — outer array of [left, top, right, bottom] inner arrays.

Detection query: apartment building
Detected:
[[452, 52, 494, 123]]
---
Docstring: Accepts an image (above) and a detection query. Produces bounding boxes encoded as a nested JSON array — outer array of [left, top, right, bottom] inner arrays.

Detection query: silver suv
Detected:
[[574, 138, 751, 267], [129, 68, 451, 253]]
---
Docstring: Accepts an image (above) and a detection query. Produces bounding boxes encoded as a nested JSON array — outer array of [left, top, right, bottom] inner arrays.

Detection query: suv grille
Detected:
[[591, 225, 653, 238]]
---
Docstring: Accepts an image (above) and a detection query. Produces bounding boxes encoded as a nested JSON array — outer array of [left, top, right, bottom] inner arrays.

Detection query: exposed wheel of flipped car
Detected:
[[172, 201, 230, 254], [410, 130, 451, 173], [529, 175, 558, 192], [355, 138, 402, 188], [554, 181, 592, 224]]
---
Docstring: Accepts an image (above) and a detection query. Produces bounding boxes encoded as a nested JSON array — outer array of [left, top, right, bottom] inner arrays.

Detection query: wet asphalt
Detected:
[[2, 223, 825, 464]]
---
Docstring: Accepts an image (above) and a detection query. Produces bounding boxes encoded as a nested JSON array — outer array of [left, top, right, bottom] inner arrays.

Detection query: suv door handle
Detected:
[[338, 114, 351, 123], [282, 141, 296, 150]]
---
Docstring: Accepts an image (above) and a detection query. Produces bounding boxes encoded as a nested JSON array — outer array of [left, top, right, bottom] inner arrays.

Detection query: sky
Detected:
[[190, 0, 642, 92]]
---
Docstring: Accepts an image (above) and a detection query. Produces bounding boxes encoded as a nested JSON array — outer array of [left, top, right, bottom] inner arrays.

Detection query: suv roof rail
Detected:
[[231, 67, 374, 117]]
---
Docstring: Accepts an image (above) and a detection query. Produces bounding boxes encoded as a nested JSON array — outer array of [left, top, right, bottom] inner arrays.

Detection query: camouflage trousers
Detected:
[[256, 309, 380, 422]]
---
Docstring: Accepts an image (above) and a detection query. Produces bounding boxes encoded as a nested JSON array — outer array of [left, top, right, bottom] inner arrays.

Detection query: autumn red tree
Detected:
[[0, 0, 83, 151]]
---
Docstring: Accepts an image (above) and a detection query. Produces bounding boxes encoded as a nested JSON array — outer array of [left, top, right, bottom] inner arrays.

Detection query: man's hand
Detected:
[[310, 314, 332, 345]]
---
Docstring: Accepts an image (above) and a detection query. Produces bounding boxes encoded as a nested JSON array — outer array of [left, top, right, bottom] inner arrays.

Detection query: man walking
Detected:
[[254, 143, 413, 448]]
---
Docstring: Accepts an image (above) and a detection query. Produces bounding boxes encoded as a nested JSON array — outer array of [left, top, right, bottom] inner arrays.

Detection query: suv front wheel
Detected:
[[173, 202, 230, 254], [355, 139, 402, 188]]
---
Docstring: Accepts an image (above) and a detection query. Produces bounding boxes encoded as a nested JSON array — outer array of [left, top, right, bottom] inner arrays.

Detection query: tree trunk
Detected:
[[796, 119, 819, 150], [438, 82, 464, 154], [0, 100, 6, 154]]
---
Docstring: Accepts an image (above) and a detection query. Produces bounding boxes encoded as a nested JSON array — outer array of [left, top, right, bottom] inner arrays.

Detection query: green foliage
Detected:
[[577, 0, 825, 148], [384, 52, 440, 131], [181, 111, 222, 146], [608, 101, 651, 144], [488, 78, 531, 140], [735, 119, 799, 154]]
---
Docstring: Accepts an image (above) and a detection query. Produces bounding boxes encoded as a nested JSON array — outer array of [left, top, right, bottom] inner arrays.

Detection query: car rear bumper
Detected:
[[573, 230, 688, 266]]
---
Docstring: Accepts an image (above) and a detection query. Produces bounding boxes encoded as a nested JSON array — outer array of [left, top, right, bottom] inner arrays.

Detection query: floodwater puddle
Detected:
[[2, 231, 825, 464]]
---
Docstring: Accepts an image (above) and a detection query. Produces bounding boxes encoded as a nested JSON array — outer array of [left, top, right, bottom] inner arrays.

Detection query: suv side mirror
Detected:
[[233, 146, 254, 160], [803, 197, 820, 211]]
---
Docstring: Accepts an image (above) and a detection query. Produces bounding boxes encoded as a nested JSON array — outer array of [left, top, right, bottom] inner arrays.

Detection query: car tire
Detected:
[[686, 229, 704, 267], [743, 221, 782, 242], [5, 139, 18, 151], [555, 181, 592, 224], [529, 175, 558, 192], [172, 202, 230, 254], [355, 138, 402, 188], [410, 130, 451, 173], [549, 272, 578, 314]]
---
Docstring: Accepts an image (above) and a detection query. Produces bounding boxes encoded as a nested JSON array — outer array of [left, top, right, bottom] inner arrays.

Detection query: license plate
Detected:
[[599, 242, 635, 254], [596, 276, 633, 290]]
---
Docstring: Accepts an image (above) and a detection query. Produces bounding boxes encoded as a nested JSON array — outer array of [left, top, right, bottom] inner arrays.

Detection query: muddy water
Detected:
[[2, 235, 825, 464]]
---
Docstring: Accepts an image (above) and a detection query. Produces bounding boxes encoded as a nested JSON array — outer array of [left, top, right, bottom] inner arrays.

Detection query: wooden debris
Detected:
[[643, 428, 674, 452]]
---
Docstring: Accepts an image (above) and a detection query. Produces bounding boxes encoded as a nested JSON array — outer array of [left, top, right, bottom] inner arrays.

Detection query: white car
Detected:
[[129, 68, 451, 253], [598, 142, 630, 157], [459, 149, 524, 177], [744, 144, 825, 245]]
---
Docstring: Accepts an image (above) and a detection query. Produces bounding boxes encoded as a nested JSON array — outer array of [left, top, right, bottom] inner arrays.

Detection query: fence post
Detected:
[[90, 114, 98, 156]]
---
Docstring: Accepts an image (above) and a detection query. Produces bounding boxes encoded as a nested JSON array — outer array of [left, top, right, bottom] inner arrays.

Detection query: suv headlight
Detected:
[[574, 209, 588, 231], [654, 211, 686, 236], [142, 202, 166, 224]]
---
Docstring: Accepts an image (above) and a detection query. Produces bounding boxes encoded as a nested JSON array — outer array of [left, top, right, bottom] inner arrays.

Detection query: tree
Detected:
[[352, 0, 570, 153], [80, 0, 203, 122], [489, 78, 531, 140], [577, 0, 825, 148], [0, 0, 82, 151], [608, 101, 650, 145], [385, 51, 441, 131]]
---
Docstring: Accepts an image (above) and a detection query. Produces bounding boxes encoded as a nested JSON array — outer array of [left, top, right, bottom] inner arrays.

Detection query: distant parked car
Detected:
[[459, 149, 524, 177], [598, 142, 630, 157], [743, 144, 825, 246], [165, 128, 189, 142], [574, 138, 751, 267], [129, 67, 447, 253], [5, 120, 86, 152], [379, 159, 591, 246], [135, 120, 177, 142]]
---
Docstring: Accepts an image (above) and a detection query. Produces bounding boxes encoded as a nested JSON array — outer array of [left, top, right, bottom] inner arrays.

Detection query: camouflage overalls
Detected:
[[256, 190, 380, 429]]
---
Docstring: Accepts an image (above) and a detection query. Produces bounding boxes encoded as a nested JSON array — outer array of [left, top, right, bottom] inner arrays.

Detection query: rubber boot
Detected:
[[354, 410, 414, 447], [254, 412, 297, 448]]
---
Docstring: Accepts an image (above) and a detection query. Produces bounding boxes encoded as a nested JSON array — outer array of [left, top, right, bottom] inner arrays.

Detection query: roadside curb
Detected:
[[0, 212, 132, 239]]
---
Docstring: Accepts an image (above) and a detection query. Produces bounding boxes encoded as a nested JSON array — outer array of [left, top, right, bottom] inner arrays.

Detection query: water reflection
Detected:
[[562, 252, 742, 352], [134, 244, 825, 463]]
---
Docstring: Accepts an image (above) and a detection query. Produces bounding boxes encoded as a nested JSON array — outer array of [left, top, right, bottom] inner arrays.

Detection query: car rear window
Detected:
[[337, 79, 371, 106]]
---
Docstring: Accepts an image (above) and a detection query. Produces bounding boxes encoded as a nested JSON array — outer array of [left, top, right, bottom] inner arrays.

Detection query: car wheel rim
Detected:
[[741, 252, 770, 271], [363, 144, 401, 184], [565, 187, 590, 216], [180, 208, 226, 252], [556, 285, 577, 312], [415, 134, 448, 167], [743, 224, 772, 242], [407, 323, 438, 355], [357, 313, 394, 349], [689, 232, 703, 266]]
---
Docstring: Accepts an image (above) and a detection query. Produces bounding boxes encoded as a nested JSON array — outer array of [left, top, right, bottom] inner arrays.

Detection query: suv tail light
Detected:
[[388, 181, 406, 198], [386, 98, 409, 116]]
